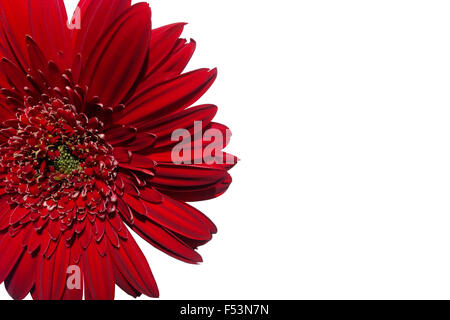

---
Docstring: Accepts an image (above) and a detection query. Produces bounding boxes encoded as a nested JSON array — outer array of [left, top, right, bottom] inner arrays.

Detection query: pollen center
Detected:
[[54, 145, 81, 175]]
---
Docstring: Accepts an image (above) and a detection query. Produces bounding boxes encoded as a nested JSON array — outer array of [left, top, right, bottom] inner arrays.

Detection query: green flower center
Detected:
[[54, 145, 81, 175]]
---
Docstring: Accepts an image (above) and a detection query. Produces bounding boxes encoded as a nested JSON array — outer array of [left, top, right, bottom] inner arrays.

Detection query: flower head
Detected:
[[0, 0, 236, 300]]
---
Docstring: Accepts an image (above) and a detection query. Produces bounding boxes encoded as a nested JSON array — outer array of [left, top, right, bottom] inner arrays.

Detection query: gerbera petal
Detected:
[[172, 234, 214, 250], [135, 104, 217, 144], [127, 193, 213, 241], [177, 201, 217, 234], [138, 187, 163, 204], [25, 36, 49, 76], [0, 233, 25, 284], [145, 23, 186, 76], [118, 68, 217, 125], [112, 265, 141, 298], [62, 285, 83, 300], [150, 122, 235, 166], [79, 3, 151, 109], [27, 0, 70, 65], [109, 228, 159, 298], [161, 39, 196, 74], [129, 215, 203, 264], [0, 0, 69, 69], [117, 132, 157, 153], [72, 0, 131, 74], [103, 125, 137, 146], [127, 153, 156, 169], [154, 173, 233, 202], [0, 100, 14, 121], [0, 0, 30, 70], [82, 242, 115, 300], [0, 196, 11, 231], [105, 221, 120, 249], [0, 58, 30, 97], [148, 38, 197, 81], [5, 251, 36, 300], [9, 206, 29, 226], [61, 258, 83, 300], [152, 163, 228, 188], [35, 237, 70, 300]]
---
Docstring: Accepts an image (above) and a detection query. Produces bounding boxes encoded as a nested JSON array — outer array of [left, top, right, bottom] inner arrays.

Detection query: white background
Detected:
[[4, 0, 450, 300]]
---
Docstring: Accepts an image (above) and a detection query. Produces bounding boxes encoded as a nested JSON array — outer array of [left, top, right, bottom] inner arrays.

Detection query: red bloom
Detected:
[[0, 0, 236, 300]]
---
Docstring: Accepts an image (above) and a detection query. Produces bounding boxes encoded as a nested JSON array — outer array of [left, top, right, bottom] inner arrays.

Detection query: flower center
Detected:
[[54, 145, 82, 175]]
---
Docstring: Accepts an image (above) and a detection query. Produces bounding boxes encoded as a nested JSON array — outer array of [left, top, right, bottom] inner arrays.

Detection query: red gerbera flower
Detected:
[[0, 0, 236, 300]]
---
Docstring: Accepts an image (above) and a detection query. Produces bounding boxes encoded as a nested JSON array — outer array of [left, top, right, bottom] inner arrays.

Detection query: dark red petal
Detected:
[[119, 68, 217, 125], [152, 163, 228, 188], [71, 239, 82, 264], [176, 121, 233, 150], [122, 193, 146, 213], [82, 243, 115, 300], [155, 173, 233, 202], [0, 58, 30, 96], [80, 221, 92, 249], [0, 0, 31, 69], [149, 38, 197, 80], [25, 36, 49, 76], [130, 216, 203, 264], [0, 101, 14, 122], [119, 165, 154, 177], [103, 125, 137, 145], [105, 221, 120, 248], [35, 237, 70, 300], [137, 104, 217, 143], [121, 132, 156, 152], [62, 285, 83, 300], [116, 197, 134, 224], [133, 195, 213, 241], [0, 0, 69, 69], [28, 0, 70, 65], [95, 236, 107, 257], [172, 234, 213, 250], [26, 229, 43, 254], [145, 23, 186, 76], [94, 219, 105, 242], [61, 256, 83, 300], [175, 201, 217, 234], [209, 152, 239, 171], [72, 0, 131, 77], [109, 228, 159, 297], [150, 121, 235, 166], [80, 3, 151, 109], [9, 206, 29, 226], [5, 251, 36, 300], [0, 196, 11, 231], [0, 233, 25, 284], [162, 38, 196, 74], [139, 187, 163, 204], [118, 154, 155, 176], [112, 265, 141, 298]]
